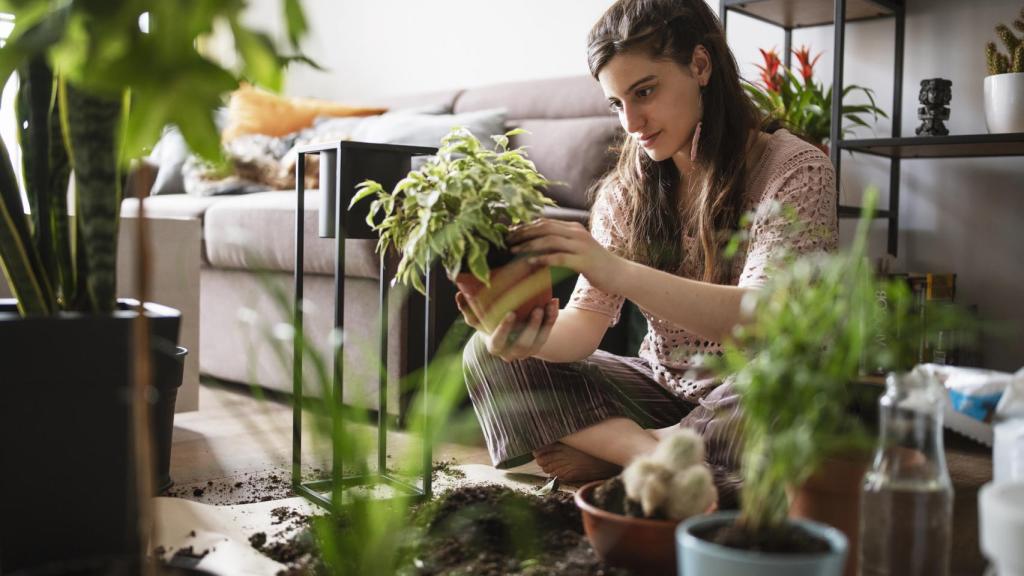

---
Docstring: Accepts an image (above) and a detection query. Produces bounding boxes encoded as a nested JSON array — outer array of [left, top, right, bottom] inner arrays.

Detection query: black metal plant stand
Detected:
[[292, 140, 438, 508]]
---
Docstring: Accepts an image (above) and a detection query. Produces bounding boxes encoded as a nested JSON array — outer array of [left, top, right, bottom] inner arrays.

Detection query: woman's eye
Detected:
[[636, 86, 654, 99], [608, 101, 623, 112]]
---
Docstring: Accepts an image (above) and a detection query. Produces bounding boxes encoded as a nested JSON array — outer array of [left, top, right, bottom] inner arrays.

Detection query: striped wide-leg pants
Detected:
[[462, 333, 745, 506]]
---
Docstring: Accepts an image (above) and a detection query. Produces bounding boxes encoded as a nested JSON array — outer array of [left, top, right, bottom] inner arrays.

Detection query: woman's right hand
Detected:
[[455, 291, 559, 362]]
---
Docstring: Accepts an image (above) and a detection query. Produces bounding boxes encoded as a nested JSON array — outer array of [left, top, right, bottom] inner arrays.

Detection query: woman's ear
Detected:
[[691, 45, 713, 87]]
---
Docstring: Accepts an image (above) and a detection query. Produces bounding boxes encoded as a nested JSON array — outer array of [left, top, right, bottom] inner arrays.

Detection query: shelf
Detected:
[[838, 205, 891, 219], [837, 133, 1024, 159], [722, 0, 899, 29]]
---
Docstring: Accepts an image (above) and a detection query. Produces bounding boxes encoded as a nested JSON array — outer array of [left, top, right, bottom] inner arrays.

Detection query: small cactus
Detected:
[[988, 8, 1024, 74], [620, 429, 717, 521]]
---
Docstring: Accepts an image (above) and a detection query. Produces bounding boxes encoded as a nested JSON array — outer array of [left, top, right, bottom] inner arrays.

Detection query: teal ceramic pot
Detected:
[[676, 511, 847, 576]]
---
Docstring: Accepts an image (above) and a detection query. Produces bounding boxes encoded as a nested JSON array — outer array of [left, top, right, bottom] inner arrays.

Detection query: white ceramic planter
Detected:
[[979, 482, 1024, 576], [984, 73, 1024, 133]]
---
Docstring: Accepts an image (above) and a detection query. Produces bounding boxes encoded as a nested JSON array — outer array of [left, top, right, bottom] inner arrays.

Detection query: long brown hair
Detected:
[[588, 0, 767, 283]]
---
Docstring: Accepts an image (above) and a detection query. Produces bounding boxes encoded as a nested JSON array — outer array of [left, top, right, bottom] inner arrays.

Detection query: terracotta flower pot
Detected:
[[789, 456, 869, 576], [575, 479, 715, 576], [453, 255, 552, 325]]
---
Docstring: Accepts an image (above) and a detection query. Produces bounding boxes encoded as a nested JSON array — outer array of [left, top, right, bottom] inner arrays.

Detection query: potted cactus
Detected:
[[574, 430, 717, 575], [984, 7, 1024, 133], [350, 127, 559, 327]]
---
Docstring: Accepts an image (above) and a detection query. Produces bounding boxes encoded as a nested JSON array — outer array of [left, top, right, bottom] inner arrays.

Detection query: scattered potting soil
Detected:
[[170, 545, 210, 561], [164, 467, 327, 505], [691, 520, 831, 554], [253, 484, 630, 576], [401, 484, 629, 576], [431, 458, 467, 482]]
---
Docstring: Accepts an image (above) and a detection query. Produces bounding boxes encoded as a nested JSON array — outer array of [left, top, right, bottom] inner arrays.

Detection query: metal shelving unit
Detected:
[[723, 0, 1024, 257], [722, 0, 904, 254]]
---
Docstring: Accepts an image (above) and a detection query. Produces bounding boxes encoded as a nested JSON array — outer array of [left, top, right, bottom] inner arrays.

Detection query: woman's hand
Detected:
[[456, 291, 559, 362], [507, 218, 628, 295]]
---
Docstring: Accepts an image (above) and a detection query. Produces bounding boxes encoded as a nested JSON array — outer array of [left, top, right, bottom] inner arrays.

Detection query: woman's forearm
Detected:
[[533, 307, 609, 363], [612, 259, 752, 343]]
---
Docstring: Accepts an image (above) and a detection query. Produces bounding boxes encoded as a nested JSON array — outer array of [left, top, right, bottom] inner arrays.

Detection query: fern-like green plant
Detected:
[[349, 127, 557, 295], [0, 0, 311, 316], [986, 7, 1024, 74]]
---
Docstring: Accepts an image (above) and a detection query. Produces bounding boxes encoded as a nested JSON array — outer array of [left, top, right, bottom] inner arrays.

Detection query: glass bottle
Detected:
[[859, 369, 953, 576]]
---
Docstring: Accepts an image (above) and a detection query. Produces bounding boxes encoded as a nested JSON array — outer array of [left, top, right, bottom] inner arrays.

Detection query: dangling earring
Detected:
[[689, 121, 702, 163], [690, 86, 705, 163]]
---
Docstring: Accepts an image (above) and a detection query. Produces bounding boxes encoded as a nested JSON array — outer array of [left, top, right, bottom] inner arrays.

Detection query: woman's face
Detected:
[[597, 49, 710, 165]]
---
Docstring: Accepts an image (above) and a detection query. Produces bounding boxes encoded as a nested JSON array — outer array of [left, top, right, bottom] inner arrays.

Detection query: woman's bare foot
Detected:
[[532, 442, 621, 483]]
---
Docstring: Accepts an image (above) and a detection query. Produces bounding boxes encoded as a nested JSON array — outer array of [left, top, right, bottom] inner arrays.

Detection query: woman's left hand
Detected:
[[508, 218, 628, 295]]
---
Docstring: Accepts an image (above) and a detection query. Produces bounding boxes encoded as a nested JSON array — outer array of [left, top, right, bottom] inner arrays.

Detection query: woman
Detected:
[[457, 0, 837, 501]]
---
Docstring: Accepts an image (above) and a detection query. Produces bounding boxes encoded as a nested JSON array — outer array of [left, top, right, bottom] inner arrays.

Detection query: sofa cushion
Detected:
[[203, 191, 380, 280], [512, 117, 620, 210], [121, 195, 225, 221], [454, 76, 614, 120]]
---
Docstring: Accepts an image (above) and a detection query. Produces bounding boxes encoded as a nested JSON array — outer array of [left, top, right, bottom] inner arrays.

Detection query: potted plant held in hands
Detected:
[[675, 191, 905, 576], [350, 127, 559, 329]]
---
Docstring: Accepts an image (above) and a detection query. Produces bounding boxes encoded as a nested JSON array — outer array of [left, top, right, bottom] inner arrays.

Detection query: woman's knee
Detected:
[[462, 331, 496, 372]]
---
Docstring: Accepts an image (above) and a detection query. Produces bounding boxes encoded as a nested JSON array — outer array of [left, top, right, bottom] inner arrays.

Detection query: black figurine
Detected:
[[916, 78, 952, 136]]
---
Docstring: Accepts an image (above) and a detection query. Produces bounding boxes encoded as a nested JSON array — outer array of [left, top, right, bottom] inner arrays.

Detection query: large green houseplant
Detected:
[[350, 126, 559, 327], [676, 191, 940, 576], [0, 1, 309, 572]]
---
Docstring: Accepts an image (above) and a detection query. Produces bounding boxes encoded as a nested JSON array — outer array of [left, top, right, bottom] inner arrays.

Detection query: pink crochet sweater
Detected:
[[567, 130, 838, 402]]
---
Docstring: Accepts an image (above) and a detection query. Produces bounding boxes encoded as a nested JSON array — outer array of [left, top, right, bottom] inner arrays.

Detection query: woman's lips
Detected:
[[639, 131, 661, 147]]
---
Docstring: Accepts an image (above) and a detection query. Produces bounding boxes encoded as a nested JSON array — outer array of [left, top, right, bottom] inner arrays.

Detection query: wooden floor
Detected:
[[166, 381, 546, 504]]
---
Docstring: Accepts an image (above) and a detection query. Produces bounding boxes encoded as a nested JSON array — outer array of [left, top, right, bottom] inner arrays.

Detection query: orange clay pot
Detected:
[[453, 255, 552, 325], [575, 479, 717, 576], [789, 455, 870, 576]]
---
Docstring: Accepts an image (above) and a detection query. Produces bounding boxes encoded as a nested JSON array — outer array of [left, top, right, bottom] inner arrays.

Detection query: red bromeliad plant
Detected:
[[745, 46, 887, 152]]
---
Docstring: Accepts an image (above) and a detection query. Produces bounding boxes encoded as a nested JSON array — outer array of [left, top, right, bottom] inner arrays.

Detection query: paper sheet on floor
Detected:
[[153, 496, 321, 576]]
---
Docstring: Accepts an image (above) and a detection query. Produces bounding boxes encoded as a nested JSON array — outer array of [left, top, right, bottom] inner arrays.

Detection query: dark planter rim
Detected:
[[0, 298, 180, 321]]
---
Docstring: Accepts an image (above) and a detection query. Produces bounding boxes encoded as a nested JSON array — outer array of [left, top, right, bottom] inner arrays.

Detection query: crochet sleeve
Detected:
[[738, 151, 838, 289], [566, 183, 627, 326]]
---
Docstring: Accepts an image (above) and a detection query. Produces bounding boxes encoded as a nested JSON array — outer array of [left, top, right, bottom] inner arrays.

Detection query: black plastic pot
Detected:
[[153, 346, 187, 493], [0, 299, 181, 573]]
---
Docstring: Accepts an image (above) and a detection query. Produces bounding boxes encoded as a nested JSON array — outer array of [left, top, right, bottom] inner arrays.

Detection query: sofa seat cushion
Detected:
[[121, 195, 225, 221], [121, 195, 228, 265], [203, 190, 380, 280]]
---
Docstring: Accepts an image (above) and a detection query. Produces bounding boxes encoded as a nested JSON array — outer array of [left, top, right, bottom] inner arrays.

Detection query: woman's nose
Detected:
[[621, 105, 645, 135]]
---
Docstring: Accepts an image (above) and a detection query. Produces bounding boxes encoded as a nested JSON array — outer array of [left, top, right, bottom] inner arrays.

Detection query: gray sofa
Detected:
[[128, 75, 626, 415]]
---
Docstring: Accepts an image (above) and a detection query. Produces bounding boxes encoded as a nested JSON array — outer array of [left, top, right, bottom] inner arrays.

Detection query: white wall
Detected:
[[244, 0, 615, 101]]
